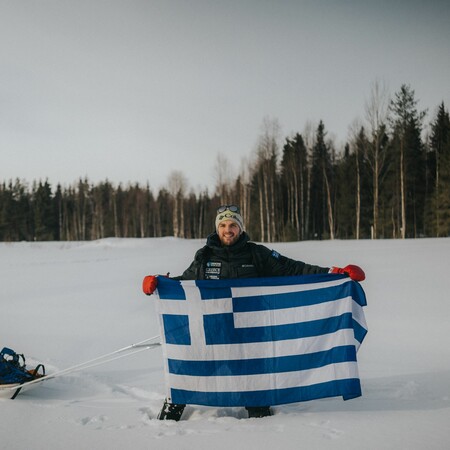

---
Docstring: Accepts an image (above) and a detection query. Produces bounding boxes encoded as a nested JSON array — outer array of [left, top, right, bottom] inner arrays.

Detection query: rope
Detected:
[[3, 336, 161, 392]]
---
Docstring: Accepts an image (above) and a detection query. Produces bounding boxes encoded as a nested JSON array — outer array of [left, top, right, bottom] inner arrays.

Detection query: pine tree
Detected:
[[32, 180, 57, 240], [310, 121, 333, 239], [280, 134, 308, 240], [429, 102, 450, 236], [1, 180, 32, 240], [335, 143, 355, 238], [388, 84, 427, 238]]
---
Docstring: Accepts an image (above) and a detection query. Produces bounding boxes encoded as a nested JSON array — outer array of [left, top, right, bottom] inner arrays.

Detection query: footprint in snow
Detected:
[[78, 415, 108, 427], [310, 420, 344, 440]]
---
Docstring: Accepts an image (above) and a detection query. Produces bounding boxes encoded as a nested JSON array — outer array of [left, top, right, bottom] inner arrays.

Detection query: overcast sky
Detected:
[[1, 0, 449, 192]]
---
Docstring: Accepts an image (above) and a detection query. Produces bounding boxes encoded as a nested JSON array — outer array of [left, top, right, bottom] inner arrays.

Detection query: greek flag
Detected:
[[154, 274, 367, 407]]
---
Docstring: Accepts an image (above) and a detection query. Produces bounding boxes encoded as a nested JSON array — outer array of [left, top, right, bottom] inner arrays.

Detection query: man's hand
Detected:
[[330, 265, 365, 281], [142, 275, 158, 295]]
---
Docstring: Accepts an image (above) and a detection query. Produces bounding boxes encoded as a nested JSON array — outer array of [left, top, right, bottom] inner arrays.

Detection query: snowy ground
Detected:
[[1, 237, 450, 450]]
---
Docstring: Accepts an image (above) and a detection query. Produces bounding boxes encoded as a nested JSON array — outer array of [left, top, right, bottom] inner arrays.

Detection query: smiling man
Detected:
[[142, 204, 365, 420], [215, 208, 243, 247]]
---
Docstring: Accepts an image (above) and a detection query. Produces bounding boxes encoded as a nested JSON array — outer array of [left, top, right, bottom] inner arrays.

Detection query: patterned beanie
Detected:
[[215, 208, 245, 233]]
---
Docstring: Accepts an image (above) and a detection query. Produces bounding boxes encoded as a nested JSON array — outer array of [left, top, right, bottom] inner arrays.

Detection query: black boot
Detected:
[[245, 406, 272, 418], [157, 400, 186, 421]]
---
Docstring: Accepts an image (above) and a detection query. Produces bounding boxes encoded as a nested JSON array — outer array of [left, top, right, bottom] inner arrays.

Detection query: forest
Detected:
[[1, 84, 449, 242]]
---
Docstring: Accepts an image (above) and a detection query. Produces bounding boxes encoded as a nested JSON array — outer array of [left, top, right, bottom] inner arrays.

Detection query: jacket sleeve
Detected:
[[171, 247, 207, 280], [255, 245, 330, 277], [179, 259, 200, 280]]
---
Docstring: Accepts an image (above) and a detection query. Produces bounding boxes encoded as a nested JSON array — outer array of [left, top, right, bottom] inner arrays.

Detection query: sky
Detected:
[[1, 0, 449, 193]]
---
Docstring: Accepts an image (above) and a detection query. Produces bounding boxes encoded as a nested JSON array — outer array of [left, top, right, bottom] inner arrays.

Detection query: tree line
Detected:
[[1, 83, 449, 242]]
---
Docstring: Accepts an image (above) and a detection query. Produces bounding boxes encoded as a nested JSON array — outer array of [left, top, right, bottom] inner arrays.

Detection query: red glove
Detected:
[[142, 275, 158, 295], [330, 265, 365, 281]]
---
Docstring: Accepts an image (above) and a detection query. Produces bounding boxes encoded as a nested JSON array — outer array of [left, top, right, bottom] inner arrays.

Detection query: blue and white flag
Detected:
[[154, 274, 367, 407]]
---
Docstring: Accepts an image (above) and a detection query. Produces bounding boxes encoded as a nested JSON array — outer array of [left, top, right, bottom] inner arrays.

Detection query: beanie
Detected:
[[215, 208, 245, 233]]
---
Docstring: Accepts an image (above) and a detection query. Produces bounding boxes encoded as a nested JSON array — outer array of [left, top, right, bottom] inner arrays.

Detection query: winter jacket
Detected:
[[178, 232, 329, 280]]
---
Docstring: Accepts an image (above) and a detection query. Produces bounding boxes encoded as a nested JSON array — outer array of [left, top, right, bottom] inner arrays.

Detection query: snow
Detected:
[[1, 237, 450, 450]]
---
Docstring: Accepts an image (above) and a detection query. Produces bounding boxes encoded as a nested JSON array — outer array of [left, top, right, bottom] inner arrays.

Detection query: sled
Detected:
[[0, 378, 43, 399], [0, 336, 161, 399], [0, 383, 23, 399], [0, 347, 47, 399]]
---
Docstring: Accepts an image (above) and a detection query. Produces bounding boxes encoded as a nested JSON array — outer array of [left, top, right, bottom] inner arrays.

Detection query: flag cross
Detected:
[[155, 280, 233, 349]]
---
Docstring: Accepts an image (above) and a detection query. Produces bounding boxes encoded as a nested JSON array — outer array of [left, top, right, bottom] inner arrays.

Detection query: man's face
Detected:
[[217, 220, 241, 246]]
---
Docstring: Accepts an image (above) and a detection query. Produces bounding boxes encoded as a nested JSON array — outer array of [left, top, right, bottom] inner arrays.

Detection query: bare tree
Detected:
[[323, 166, 335, 239], [237, 156, 252, 230], [214, 153, 233, 204], [302, 121, 317, 239], [365, 80, 390, 239], [254, 117, 281, 242], [167, 170, 188, 238], [348, 119, 365, 240]]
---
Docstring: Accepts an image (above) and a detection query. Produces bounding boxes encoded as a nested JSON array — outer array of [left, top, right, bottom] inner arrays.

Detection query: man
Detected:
[[143, 205, 365, 421]]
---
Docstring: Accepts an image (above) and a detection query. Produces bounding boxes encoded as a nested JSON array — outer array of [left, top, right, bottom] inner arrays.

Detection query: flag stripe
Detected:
[[353, 319, 367, 344], [169, 361, 359, 393], [231, 276, 350, 297], [233, 296, 355, 328], [168, 345, 356, 376], [232, 283, 353, 312], [170, 378, 361, 407], [204, 312, 354, 344]]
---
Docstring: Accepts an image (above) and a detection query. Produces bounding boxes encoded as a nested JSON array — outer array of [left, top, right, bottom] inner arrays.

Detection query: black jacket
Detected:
[[178, 232, 329, 280]]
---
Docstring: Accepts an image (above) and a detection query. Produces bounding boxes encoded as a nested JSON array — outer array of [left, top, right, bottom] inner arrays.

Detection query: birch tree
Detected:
[[365, 80, 390, 239], [167, 170, 188, 238]]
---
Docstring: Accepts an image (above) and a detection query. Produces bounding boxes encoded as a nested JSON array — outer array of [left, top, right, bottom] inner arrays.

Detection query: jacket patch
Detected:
[[271, 250, 280, 259], [205, 261, 221, 280], [207, 261, 222, 267]]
